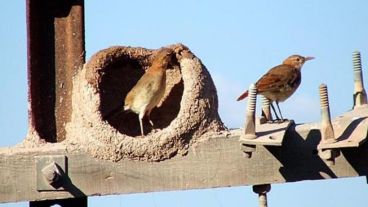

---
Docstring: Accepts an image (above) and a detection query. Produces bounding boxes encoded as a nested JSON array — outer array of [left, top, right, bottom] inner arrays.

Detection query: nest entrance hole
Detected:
[[99, 54, 183, 137]]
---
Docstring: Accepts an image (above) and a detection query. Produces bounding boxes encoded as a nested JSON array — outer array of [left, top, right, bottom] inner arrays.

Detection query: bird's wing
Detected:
[[125, 72, 151, 98], [256, 65, 298, 93], [127, 73, 155, 99]]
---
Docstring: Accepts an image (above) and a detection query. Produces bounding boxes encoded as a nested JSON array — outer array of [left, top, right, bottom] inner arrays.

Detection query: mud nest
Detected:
[[65, 43, 225, 161]]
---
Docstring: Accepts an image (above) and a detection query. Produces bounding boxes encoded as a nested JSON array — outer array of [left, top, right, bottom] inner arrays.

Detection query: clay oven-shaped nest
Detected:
[[66, 43, 225, 161]]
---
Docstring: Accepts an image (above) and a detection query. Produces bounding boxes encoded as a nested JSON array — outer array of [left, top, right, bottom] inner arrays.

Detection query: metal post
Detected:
[[240, 84, 257, 158], [260, 96, 272, 124], [352, 51, 367, 108], [27, 0, 86, 205], [27, 0, 85, 142], [318, 84, 337, 166], [253, 184, 271, 207], [319, 84, 336, 144], [242, 83, 257, 140]]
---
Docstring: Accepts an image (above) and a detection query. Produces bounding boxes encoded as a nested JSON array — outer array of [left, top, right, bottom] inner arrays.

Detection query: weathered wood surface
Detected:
[[1, 107, 368, 203]]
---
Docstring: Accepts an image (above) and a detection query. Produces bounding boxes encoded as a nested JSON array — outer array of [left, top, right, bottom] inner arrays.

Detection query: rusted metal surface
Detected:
[[27, 0, 85, 142]]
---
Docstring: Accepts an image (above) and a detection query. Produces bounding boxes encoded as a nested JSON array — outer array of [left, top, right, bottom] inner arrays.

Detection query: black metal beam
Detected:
[[30, 197, 87, 207]]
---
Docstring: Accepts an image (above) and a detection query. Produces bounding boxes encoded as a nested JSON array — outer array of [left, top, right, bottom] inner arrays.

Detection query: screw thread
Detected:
[[261, 95, 270, 108], [352, 51, 367, 108], [319, 83, 336, 143], [247, 84, 257, 112], [353, 51, 362, 72], [319, 84, 329, 108]]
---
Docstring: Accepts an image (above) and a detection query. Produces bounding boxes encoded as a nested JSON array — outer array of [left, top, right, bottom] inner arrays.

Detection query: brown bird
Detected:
[[237, 55, 314, 121], [124, 48, 174, 136]]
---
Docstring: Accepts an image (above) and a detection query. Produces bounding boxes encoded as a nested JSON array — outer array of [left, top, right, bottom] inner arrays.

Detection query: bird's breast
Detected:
[[262, 71, 301, 102]]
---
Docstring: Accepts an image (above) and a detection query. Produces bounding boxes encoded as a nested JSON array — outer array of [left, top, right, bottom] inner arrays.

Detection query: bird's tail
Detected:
[[236, 90, 249, 101]]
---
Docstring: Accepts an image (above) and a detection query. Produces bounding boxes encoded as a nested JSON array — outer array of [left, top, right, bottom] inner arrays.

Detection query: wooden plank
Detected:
[[1, 107, 367, 203], [1, 123, 368, 203]]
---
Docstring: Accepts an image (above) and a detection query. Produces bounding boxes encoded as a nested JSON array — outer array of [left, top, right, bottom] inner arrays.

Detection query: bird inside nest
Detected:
[[237, 55, 314, 123], [123, 47, 175, 137]]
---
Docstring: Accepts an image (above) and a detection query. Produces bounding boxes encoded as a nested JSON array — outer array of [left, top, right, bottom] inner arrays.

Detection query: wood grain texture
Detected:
[[1, 106, 367, 203], [1, 124, 368, 203]]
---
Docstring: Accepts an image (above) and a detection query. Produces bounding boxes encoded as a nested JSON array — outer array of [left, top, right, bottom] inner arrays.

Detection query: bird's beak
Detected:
[[304, 56, 315, 61]]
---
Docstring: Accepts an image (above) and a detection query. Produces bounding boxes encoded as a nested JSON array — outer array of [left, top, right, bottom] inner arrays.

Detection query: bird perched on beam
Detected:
[[237, 55, 314, 121], [124, 48, 174, 136]]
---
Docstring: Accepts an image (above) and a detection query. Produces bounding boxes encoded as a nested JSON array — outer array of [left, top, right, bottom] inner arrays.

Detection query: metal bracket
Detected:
[[240, 120, 295, 158], [35, 155, 67, 191]]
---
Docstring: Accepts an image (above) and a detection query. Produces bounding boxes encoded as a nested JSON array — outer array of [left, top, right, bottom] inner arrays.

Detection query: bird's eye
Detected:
[[296, 58, 301, 62]]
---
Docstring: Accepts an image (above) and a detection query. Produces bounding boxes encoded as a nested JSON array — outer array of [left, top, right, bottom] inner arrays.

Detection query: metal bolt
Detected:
[[260, 96, 272, 124], [319, 84, 336, 144], [242, 83, 257, 140], [320, 150, 333, 166], [352, 51, 367, 108], [318, 149, 340, 166], [41, 162, 62, 185], [239, 84, 257, 158], [240, 143, 256, 158], [253, 184, 271, 207]]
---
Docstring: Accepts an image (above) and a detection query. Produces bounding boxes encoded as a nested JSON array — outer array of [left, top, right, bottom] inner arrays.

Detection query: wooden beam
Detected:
[[1, 115, 368, 204]]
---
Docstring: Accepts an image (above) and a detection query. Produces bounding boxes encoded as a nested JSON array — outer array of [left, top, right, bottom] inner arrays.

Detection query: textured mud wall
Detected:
[[25, 43, 226, 162]]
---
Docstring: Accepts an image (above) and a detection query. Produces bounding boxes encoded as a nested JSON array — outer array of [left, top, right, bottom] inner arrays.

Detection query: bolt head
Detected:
[[41, 162, 62, 184]]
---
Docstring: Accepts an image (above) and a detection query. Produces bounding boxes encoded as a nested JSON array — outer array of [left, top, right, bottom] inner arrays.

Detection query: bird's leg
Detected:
[[270, 102, 281, 122], [146, 109, 154, 127], [138, 111, 145, 137], [275, 101, 285, 122]]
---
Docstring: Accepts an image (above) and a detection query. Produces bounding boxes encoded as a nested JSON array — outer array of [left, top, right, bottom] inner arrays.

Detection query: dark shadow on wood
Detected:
[[256, 125, 290, 137], [336, 117, 367, 141], [43, 157, 86, 197], [342, 140, 368, 177], [266, 125, 337, 182], [62, 157, 85, 197]]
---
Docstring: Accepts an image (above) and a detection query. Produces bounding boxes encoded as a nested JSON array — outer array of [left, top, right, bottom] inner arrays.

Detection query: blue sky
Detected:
[[1, 0, 368, 206]]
